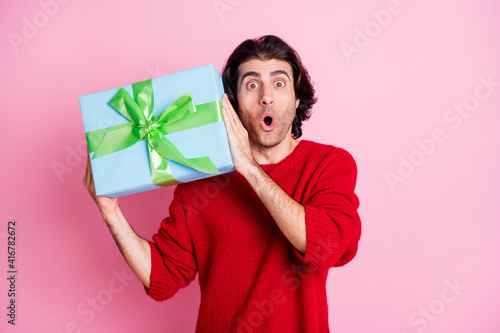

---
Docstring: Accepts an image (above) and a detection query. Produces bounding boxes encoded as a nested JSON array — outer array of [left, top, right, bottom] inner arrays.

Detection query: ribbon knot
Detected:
[[139, 120, 160, 139], [85, 79, 224, 187]]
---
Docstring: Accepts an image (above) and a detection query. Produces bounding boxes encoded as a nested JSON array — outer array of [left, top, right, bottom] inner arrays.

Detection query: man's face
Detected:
[[236, 59, 300, 148]]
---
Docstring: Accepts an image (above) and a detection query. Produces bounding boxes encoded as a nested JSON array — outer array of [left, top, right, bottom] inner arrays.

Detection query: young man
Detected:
[[84, 35, 361, 332]]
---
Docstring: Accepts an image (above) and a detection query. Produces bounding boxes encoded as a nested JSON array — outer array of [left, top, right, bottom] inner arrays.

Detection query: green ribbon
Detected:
[[86, 79, 222, 187]]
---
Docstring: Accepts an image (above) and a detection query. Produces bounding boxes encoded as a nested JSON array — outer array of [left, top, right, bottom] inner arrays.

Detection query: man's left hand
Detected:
[[221, 93, 258, 176]]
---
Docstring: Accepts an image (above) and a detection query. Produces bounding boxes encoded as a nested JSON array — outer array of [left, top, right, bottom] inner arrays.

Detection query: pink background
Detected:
[[1, 0, 499, 332]]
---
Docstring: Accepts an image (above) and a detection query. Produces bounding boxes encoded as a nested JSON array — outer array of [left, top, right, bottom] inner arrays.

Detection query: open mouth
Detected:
[[260, 113, 276, 131]]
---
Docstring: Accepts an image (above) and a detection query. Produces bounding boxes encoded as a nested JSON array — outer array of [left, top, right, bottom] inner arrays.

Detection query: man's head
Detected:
[[222, 35, 317, 148]]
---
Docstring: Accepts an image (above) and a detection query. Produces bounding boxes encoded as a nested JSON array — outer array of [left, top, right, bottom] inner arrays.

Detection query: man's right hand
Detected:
[[83, 151, 118, 218]]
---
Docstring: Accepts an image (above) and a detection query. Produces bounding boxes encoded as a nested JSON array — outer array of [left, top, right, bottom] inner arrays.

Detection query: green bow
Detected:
[[86, 79, 221, 187]]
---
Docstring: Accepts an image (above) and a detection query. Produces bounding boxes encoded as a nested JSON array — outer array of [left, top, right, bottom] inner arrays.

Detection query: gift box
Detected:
[[79, 64, 235, 197]]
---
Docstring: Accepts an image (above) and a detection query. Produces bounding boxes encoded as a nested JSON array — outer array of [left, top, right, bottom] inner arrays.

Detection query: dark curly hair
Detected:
[[222, 35, 317, 139]]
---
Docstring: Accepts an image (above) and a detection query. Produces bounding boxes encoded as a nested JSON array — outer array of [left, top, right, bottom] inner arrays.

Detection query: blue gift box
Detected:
[[79, 64, 235, 197]]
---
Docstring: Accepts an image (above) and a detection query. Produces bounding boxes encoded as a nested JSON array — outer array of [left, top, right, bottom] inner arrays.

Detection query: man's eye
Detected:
[[247, 82, 259, 89], [275, 80, 285, 88]]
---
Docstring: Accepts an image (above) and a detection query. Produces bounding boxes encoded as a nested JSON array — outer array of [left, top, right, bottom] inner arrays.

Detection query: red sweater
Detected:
[[146, 139, 361, 332]]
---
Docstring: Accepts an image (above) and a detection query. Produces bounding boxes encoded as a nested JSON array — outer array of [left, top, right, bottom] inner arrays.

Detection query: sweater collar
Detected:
[[258, 139, 311, 173]]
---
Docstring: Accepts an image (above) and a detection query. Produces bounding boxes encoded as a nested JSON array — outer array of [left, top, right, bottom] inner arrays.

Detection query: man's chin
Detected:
[[252, 132, 286, 148]]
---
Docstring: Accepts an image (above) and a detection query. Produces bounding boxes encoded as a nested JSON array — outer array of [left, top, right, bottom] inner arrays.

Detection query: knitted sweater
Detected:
[[146, 139, 362, 332]]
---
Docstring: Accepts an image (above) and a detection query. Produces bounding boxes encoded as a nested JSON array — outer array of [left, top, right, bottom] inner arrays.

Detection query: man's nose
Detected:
[[259, 85, 274, 106]]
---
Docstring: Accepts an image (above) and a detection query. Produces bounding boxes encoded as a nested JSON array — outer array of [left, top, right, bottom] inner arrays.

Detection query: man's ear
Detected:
[[296, 99, 300, 109]]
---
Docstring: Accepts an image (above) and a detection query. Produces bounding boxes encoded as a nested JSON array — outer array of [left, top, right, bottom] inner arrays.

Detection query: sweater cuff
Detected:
[[293, 205, 338, 269], [144, 241, 168, 301]]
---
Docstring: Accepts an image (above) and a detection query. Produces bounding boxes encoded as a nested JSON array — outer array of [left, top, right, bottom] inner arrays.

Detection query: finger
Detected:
[[223, 100, 244, 137], [223, 96, 245, 132], [222, 104, 231, 130], [222, 95, 239, 124], [221, 95, 232, 120], [84, 152, 89, 185], [84, 146, 96, 193], [84, 147, 91, 183], [222, 98, 236, 133]]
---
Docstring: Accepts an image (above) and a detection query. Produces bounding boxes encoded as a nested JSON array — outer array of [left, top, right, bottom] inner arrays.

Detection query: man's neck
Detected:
[[250, 137, 300, 165]]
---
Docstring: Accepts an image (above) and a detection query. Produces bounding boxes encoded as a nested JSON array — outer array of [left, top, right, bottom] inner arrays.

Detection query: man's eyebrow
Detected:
[[239, 71, 260, 88], [270, 70, 291, 81]]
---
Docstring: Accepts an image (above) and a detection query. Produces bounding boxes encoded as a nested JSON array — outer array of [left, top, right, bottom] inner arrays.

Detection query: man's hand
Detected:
[[83, 150, 118, 218], [221, 94, 258, 176]]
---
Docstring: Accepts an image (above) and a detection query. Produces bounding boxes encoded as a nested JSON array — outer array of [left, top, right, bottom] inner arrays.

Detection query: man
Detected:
[[84, 35, 361, 332]]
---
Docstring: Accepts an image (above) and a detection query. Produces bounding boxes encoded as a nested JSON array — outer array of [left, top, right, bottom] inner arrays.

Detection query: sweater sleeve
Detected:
[[145, 185, 198, 301], [293, 149, 361, 270]]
